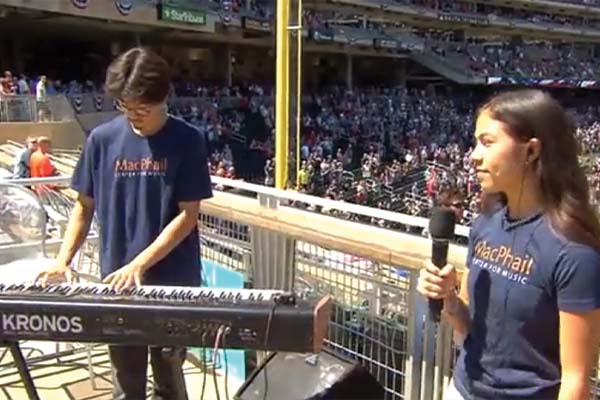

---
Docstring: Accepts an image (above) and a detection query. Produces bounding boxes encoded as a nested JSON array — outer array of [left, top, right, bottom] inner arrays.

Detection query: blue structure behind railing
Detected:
[[197, 259, 247, 386]]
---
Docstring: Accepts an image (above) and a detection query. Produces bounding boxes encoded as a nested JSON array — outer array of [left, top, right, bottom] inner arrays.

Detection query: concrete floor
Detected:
[[0, 341, 241, 400]]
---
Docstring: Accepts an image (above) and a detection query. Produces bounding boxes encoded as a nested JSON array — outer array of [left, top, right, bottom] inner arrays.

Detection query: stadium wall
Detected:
[[77, 111, 119, 133]]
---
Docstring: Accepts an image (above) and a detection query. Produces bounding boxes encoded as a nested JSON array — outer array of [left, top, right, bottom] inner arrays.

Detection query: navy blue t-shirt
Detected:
[[453, 207, 600, 399], [72, 115, 213, 286]]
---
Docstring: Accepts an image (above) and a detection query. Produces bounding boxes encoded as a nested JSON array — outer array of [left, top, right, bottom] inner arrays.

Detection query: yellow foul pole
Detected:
[[295, 0, 303, 189], [275, 0, 290, 189]]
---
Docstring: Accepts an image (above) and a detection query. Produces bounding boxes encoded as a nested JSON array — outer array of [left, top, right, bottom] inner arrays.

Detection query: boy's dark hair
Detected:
[[105, 47, 170, 104]]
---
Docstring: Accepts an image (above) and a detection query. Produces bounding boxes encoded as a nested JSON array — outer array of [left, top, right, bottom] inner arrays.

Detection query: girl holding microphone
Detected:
[[418, 90, 600, 400]]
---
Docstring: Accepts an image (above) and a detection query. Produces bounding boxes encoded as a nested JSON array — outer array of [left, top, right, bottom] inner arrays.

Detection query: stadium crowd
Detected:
[[194, 84, 600, 230], [4, 67, 600, 231]]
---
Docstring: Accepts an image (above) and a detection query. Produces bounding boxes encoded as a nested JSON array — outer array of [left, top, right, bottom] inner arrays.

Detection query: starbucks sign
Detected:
[[157, 4, 206, 26]]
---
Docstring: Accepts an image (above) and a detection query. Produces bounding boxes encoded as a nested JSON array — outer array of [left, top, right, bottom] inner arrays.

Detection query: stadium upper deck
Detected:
[[2, 0, 600, 90]]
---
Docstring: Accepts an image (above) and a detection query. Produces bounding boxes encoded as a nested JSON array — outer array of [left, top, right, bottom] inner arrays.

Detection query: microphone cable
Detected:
[[262, 303, 277, 400], [221, 326, 231, 400], [200, 332, 208, 400], [262, 293, 294, 400], [212, 326, 225, 400]]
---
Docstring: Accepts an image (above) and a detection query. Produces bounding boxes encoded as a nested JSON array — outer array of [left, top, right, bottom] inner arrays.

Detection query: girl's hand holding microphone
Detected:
[[417, 260, 459, 302]]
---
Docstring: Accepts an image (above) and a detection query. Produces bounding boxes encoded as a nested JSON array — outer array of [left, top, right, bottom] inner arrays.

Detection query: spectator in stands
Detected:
[[12, 136, 38, 179], [16, 74, 30, 95], [0, 70, 15, 122], [29, 137, 57, 179], [29, 136, 58, 194], [0, 70, 15, 96], [264, 158, 274, 186], [436, 186, 464, 224], [36, 75, 50, 122]]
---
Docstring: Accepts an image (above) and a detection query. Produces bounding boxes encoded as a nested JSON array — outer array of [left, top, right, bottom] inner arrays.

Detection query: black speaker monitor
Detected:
[[235, 350, 385, 400]]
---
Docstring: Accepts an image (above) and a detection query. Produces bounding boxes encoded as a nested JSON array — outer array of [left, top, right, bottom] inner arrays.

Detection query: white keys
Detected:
[[0, 281, 284, 303]]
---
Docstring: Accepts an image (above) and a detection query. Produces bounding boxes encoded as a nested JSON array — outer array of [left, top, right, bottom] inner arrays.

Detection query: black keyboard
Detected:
[[0, 283, 332, 353]]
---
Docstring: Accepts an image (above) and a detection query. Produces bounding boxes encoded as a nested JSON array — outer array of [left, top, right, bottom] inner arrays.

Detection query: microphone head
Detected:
[[429, 207, 456, 239]]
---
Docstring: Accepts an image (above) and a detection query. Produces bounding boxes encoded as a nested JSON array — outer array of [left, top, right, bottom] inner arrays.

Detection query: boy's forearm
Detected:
[[56, 200, 94, 266]]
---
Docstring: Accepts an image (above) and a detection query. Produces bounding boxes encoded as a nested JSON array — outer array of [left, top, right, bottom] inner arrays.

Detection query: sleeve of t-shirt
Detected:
[[71, 134, 96, 199], [554, 243, 600, 312], [175, 130, 213, 202]]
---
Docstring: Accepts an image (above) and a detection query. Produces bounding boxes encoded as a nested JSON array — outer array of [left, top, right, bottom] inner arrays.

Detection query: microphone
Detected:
[[428, 207, 456, 323]]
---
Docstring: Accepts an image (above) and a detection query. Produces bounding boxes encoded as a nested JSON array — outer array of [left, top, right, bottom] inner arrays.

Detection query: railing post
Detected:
[[0, 98, 5, 122], [433, 320, 447, 400], [252, 194, 295, 291], [421, 299, 437, 400], [405, 269, 424, 400], [420, 295, 454, 400], [440, 321, 455, 399]]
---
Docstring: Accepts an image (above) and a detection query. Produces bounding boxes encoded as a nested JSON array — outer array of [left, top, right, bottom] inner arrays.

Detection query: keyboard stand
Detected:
[[0, 341, 40, 400]]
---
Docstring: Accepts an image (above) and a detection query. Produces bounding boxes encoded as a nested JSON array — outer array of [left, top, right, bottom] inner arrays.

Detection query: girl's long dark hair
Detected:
[[478, 90, 600, 252]]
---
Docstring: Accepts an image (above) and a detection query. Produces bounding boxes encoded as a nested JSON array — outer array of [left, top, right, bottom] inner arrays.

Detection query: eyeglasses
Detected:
[[115, 100, 155, 117]]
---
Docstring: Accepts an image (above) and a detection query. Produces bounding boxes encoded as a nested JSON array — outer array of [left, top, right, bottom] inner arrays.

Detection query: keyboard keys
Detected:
[[0, 281, 286, 307]]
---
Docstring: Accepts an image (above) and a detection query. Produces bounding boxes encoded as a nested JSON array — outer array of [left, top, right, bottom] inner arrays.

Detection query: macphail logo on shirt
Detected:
[[473, 241, 534, 284], [115, 157, 168, 177], [2, 313, 83, 334]]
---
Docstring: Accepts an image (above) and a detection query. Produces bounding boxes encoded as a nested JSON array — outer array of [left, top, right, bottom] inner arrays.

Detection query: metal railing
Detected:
[[199, 177, 465, 400], [0, 95, 75, 123]]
